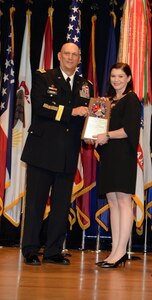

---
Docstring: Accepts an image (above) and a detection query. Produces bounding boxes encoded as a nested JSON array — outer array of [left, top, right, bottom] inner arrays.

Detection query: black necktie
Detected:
[[66, 77, 71, 90]]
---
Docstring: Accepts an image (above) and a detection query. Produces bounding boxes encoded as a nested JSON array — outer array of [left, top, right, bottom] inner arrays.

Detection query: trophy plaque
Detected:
[[81, 97, 111, 140]]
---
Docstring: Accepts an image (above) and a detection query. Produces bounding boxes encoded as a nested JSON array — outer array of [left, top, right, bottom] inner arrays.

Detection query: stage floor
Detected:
[[0, 247, 152, 300]]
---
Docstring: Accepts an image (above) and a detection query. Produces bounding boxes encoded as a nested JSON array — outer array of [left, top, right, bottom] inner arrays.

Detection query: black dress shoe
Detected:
[[24, 254, 41, 266], [42, 254, 70, 265]]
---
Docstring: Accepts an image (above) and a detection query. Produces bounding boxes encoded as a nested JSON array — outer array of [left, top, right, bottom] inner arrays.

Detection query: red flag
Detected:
[[69, 152, 84, 229], [39, 7, 54, 69], [0, 9, 3, 91], [76, 15, 98, 229]]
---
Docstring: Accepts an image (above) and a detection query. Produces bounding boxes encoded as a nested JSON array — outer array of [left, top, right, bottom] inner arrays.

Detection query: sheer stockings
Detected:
[[105, 192, 133, 263]]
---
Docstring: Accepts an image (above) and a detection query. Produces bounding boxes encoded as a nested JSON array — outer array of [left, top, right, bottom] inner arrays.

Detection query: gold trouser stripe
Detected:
[[55, 105, 64, 121]]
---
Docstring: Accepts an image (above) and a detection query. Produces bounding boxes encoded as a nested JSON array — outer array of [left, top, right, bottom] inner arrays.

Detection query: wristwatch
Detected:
[[106, 132, 110, 140]]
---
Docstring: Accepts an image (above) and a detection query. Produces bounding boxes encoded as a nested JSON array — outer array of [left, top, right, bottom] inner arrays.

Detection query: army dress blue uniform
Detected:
[[21, 67, 93, 259]]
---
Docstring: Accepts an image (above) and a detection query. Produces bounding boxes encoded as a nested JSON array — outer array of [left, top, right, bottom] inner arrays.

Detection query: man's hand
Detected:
[[72, 106, 89, 117]]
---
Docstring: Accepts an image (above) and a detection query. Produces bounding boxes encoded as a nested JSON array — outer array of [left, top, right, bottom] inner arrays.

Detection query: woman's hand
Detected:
[[93, 133, 109, 148]]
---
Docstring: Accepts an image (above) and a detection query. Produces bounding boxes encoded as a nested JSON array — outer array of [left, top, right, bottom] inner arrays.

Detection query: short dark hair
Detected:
[[107, 62, 134, 98]]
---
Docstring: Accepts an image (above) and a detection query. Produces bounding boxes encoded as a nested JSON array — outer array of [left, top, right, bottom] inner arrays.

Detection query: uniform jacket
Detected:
[[21, 67, 94, 173]]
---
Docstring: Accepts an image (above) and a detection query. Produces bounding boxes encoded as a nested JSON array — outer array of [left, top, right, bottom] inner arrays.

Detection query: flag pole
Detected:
[[127, 202, 141, 260], [144, 212, 148, 253], [62, 236, 67, 251], [62, 235, 72, 257], [127, 230, 141, 261], [127, 232, 132, 260], [17, 7, 32, 242], [127, 201, 134, 258], [95, 224, 101, 252], [144, 193, 148, 253], [80, 229, 85, 250], [62, 234, 68, 254], [20, 196, 26, 248]]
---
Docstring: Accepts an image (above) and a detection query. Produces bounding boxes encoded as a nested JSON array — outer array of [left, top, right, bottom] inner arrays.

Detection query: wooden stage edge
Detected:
[[0, 247, 152, 300]]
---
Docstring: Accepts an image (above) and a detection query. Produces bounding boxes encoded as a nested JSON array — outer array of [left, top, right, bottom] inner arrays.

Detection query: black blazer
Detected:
[[21, 67, 94, 173]]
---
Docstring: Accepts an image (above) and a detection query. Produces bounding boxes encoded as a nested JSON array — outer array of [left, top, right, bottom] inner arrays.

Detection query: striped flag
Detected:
[[117, 0, 152, 228], [0, 7, 15, 215], [143, 1, 152, 221], [3, 10, 32, 226], [39, 6, 54, 70], [66, 0, 82, 75], [75, 145, 96, 229], [66, 0, 84, 228], [70, 152, 84, 229], [132, 102, 144, 229], [0, 8, 3, 90], [143, 103, 152, 190], [142, 1, 152, 189]]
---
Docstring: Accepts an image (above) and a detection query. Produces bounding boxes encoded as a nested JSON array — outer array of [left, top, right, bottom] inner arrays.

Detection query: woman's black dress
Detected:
[[97, 92, 141, 196]]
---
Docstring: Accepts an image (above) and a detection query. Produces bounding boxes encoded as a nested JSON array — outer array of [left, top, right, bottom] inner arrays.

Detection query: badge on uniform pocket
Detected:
[[80, 83, 90, 99]]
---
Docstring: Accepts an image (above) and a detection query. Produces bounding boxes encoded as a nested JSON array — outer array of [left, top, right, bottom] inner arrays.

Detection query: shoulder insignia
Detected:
[[37, 68, 46, 73]]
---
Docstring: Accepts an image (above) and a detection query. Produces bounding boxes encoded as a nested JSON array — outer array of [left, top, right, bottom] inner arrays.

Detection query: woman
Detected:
[[94, 63, 141, 268]]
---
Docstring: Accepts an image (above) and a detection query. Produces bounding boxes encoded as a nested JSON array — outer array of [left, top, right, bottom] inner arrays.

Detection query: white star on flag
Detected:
[[73, 35, 79, 43], [72, 6, 79, 13], [2, 88, 7, 96], [0, 102, 5, 110], [4, 74, 9, 82], [5, 59, 10, 68], [70, 15, 76, 22], [68, 24, 73, 31]]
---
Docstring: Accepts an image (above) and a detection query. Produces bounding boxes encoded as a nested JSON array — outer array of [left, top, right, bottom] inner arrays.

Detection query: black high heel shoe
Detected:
[[99, 253, 128, 268], [96, 260, 107, 266]]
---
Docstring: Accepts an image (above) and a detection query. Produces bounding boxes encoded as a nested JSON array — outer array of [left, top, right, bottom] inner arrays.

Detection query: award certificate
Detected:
[[81, 97, 111, 140]]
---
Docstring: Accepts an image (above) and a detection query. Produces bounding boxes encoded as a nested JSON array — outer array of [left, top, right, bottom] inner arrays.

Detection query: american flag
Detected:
[[3, 9, 32, 226], [67, 0, 82, 75], [0, 9, 3, 90], [66, 0, 83, 228], [0, 17, 15, 214]]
